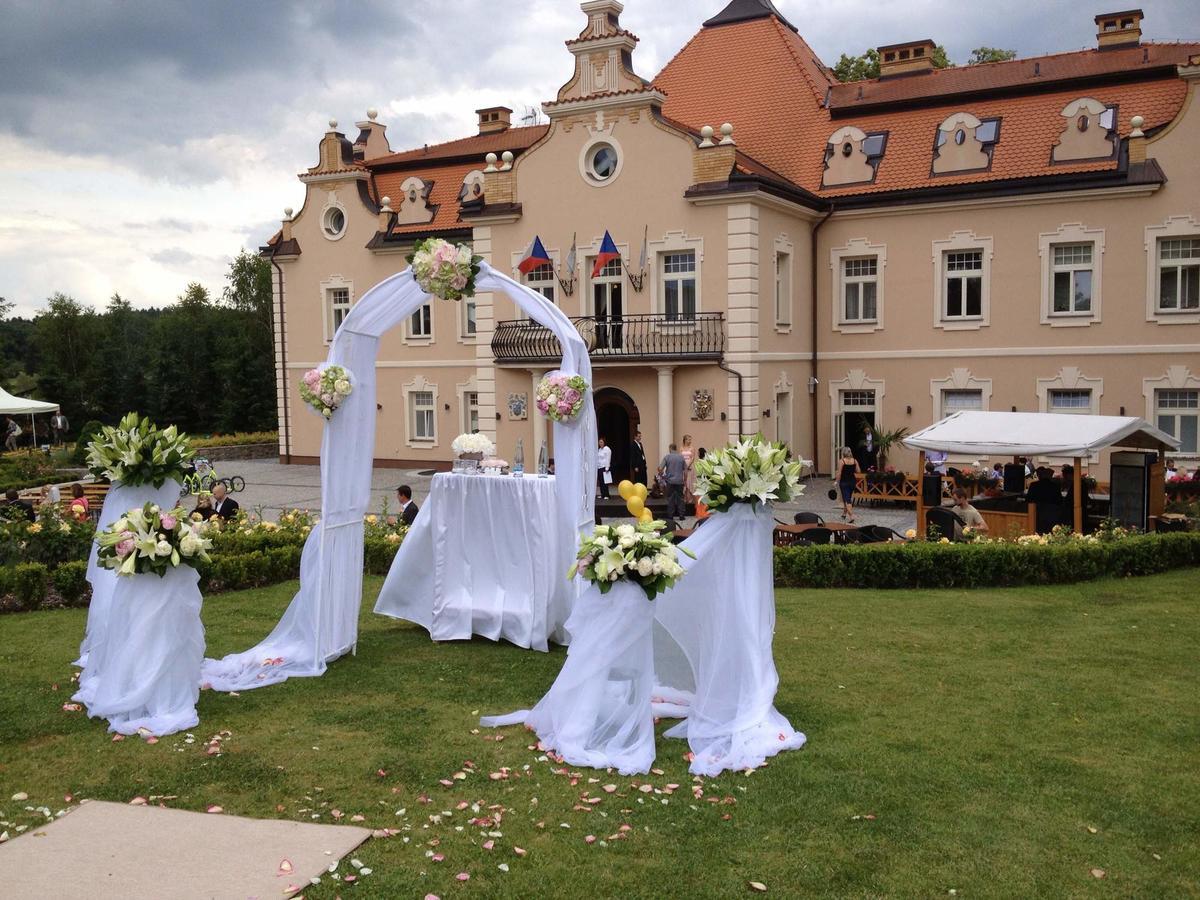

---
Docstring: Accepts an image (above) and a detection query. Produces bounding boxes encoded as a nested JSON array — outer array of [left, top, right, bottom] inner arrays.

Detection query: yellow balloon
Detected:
[[617, 480, 635, 500], [638, 509, 654, 524], [626, 496, 644, 517], [633, 483, 648, 501]]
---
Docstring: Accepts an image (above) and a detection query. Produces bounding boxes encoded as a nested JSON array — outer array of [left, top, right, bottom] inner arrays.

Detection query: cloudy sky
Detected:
[[1, 0, 1195, 317]]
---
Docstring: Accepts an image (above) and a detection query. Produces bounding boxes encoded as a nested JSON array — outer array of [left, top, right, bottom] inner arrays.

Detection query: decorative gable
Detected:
[[932, 113, 1000, 175], [823, 126, 887, 187], [1052, 98, 1116, 162], [395, 176, 435, 225]]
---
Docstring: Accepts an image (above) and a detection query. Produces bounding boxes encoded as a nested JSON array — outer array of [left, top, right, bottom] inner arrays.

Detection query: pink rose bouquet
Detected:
[[536, 372, 588, 423], [407, 237, 482, 302]]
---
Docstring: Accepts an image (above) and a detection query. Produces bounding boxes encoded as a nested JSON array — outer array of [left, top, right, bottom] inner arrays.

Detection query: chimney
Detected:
[[1095, 9, 1143, 49], [476, 106, 512, 135], [878, 39, 936, 77]]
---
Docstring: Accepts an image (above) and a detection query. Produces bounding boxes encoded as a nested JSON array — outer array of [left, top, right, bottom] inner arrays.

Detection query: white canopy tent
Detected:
[[904, 411, 1180, 535], [0, 385, 58, 448]]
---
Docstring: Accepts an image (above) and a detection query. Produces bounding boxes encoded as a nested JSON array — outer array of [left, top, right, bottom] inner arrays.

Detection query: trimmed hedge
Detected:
[[774, 532, 1200, 590], [52, 561, 90, 607]]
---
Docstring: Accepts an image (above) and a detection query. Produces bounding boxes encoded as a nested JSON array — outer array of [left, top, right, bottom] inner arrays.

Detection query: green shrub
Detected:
[[72, 419, 105, 465], [773, 532, 1200, 590], [52, 561, 90, 607], [12, 562, 49, 610], [188, 431, 278, 450], [364, 537, 402, 575]]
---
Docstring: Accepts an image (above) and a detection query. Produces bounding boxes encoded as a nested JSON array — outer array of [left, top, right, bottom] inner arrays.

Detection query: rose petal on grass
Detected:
[[584, 835, 596, 844], [1090, 868, 1106, 879], [350, 814, 365, 822], [144, 736, 159, 745], [1087, 826, 1098, 834], [206, 805, 223, 814], [513, 847, 527, 857], [602, 784, 617, 793], [456, 872, 470, 882], [129, 796, 147, 806], [278, 859, 294, 876], [431, 853, 444, 862], [498, 863, 509, 872], [749, 881, 768, 893], [11, 792, 28, 802], [483, 840, 494, 850]]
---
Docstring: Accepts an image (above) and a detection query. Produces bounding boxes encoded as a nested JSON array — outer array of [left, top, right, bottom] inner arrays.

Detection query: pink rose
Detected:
[[451, 273, 468, 291], [564, 388, 580, 403], [115, 539, 135, 558], [435, 242, 457, 263], [537, 399, 549, 413], [557, 400, 571, 415], [303, 369, 320, 386], [160, 515, 177, 530]]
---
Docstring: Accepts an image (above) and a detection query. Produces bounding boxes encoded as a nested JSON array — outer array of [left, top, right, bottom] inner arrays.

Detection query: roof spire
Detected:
[[703, 0, 797, 33]]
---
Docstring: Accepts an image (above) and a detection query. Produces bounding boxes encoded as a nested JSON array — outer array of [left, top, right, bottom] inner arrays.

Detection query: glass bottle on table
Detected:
[[537, 439, 548, 476], [513, 439, 525, 477]]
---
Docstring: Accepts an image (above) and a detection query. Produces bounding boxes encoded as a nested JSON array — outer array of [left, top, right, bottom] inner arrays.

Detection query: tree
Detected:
[[832, 45, 952, 82], [150, 282, 217, 433], [216, 251, 277, 432], [91, 293, 154, 421], [967, 47, 1017, 65], [34, 293, 101, 421], [0, 296, 12, 320]]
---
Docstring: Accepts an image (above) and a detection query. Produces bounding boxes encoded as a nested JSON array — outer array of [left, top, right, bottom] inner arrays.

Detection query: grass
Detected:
[[1, 572, 1198, 898]]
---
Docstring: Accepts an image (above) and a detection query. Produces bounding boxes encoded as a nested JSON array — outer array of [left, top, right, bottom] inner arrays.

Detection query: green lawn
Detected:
[[1, 572, 1198, 898]]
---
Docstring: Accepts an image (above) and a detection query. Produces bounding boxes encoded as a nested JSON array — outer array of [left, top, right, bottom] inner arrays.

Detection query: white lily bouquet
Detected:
[[86, 412, 194, 487], [568, 521, 695, 601], [451, 432, 495, 457], [407, 237, 482, 302], [299, 364, 353, 419], [694, 435, 808, 513], [96, 502, 213, 577]]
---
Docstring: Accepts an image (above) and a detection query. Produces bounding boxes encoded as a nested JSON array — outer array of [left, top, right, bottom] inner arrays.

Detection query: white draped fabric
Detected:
[[201, 263, 595, 691], [73, 566, 205, 736], [481, 580, 657, 775], [74, 479, 183, 670], [653, 503, 807, 776], [375, 473, 570, 650]]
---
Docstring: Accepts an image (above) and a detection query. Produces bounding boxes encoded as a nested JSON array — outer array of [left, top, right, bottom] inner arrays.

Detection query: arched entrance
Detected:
[[595, 386, 640, 482]]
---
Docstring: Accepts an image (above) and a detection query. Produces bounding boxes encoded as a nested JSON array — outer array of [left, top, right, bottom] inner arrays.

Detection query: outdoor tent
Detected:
[[904, 411, 1180, 534], [0, 385, 59, 449]]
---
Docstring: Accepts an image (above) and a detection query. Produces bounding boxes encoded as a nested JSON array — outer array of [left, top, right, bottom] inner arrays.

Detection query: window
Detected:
[[1157, 238, 1200, 312], [1051, 243, 1094, 315], [943, 250, 983, 319], [661, 250, 696, 321], [327, 287, 350, 337], [411, 390, 435, 441], [941, 389, 983, 418], [463, 391, 480, 435], [1156, 389, 1198, 454], [525, 266, 555, 303], [1048, 389, 1092, 413], [842, 257, 878, 323], [322, 206, 346, 240], [775, 250, 791, 326], [592, 257, 624, 350], [410, 303, 432, 339], [580, 138, 623, 186], [462, 299, 477, 337], [841, 390, 875, 408]]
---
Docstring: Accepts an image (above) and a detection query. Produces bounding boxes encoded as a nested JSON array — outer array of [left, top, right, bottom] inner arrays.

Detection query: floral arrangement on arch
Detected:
[[299, 365, 353, 419], [568, 521, 695, 601], [451, 433, 495, 457], [86, 412, 195, 488], [407, 237, 482, 302], [536, 372, 588, 423], [694, 436, 808, 513], [96, 502, 213, 577]]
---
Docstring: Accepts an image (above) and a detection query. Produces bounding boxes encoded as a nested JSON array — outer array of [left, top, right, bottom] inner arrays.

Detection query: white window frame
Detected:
[[1037, 367, 1102, 416], [458, 374, 481, 436], [932, 231, 992, 331], [1038, 223, 1104, 327], [578, 132, 625, 189], [509, 245, 560, 321], [774, 235, 793, 330], [460, 296, 477, 339], [660, 249, 698, 322], [402, 375, 439, 447], [406, 302, 434, 342], [827, 369, 885, 473], [929, 368, 992, 421], [318, 274, 353, 344], [320, 192, 348, 242], [581, 234, 630, 318], [773, 371, 794, 448], [1144, 366, 1200, 459], [1145, 215, 1200, 325], [1153, 388, 1199, 456], [647, 231, 703, 324], [830, 238, 886, 334]]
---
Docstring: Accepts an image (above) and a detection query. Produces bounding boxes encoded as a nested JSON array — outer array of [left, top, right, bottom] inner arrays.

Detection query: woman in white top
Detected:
[[596, 437, 613, 499]]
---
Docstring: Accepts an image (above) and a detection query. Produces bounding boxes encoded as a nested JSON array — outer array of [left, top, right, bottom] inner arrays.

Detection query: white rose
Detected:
[[335, 379, 351, 395], [615, 524, 635, 538], [618, 536, 635, 549], [155, 540, 173, 557], [636, 557, 655, 577]]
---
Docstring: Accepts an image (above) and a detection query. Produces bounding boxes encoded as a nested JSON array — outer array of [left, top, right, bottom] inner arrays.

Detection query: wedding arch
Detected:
[[201, 261, 596, 691]]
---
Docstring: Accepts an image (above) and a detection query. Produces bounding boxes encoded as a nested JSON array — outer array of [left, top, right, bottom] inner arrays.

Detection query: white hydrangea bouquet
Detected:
[[568, 521, 695, 601], [86, 412, 194, 487], [299, 364, 353, 419], [407, 237, 482, 302], [451, 432, 495, 458], [694, 435, 808, 513], [96, 501, 213, 577]]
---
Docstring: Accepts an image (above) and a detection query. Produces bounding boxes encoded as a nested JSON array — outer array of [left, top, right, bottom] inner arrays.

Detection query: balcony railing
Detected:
[[492, 313, 725, 364]]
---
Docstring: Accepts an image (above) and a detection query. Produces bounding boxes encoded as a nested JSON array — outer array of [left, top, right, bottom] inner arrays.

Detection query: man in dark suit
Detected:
[[211, 482, 240, 520], [397, 485, 419, 526], [629, 430, 648, 486], [2, 489, 36, 522], [1025, 467, 1065, 533]]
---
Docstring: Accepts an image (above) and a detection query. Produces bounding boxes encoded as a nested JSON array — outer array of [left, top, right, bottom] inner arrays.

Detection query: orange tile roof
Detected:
[[656, 11, 1195, 199], [367, 125, 547, 167], [373, 160, 484, 236]]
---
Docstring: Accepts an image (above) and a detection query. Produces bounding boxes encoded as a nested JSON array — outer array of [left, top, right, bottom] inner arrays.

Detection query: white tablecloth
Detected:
[[374, 473, 572, 651]]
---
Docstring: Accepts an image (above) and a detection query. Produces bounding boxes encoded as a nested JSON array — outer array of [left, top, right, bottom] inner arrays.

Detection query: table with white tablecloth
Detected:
[[373, 472, 573, 651]]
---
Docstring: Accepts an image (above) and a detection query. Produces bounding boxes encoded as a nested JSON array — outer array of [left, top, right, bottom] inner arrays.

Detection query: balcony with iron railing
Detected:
[[491, 313, 725, 365]]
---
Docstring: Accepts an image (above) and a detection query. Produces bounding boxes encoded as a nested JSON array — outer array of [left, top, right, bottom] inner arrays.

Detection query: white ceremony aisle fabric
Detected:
[[200, 263, 595, 691], [74, 479, 183, 671], [74, 565, 205, 736], [653, 503, 806, 776], [481, 580, 657, 775]]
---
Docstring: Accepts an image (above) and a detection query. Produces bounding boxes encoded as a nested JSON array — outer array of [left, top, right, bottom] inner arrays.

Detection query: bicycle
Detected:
[[179, 458, 247, 497]]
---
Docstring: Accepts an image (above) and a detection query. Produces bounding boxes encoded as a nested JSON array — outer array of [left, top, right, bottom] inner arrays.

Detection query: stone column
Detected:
[[530, 368, 547, 458], [656, 365, 676, 460]]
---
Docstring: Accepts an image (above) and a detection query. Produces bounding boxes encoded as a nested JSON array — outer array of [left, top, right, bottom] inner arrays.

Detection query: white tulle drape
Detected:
[[74, 565, 205, 736], [653, 503, 806, 775], [200, 263, 595, 691], [74, 479, 183, 670], [481, 580, 657, 775]]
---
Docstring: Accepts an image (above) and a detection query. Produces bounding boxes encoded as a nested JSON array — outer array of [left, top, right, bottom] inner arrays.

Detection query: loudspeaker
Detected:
[[1003, 463, 1025, 494], [921, 474, 942, 507]]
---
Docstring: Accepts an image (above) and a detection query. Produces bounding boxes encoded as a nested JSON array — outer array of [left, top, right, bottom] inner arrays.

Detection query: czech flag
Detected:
[[518, 235, 552, 274], [591, 230, 620, 277]]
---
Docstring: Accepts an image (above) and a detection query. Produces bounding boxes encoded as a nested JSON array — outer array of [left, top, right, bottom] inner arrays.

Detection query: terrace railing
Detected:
[[491, 313, 725, 364]]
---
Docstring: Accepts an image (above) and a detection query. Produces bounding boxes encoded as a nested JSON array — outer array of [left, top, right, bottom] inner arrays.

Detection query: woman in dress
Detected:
[[837, 446, 859, 523], [680, 434, 696, 506], [68, 483, 89, 520]]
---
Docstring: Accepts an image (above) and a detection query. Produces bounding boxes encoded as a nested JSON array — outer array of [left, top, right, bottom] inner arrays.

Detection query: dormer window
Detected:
[[822, 126, 888, 187], [1053, 98, 1117, 163], [932, 114, 1001, 175]]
